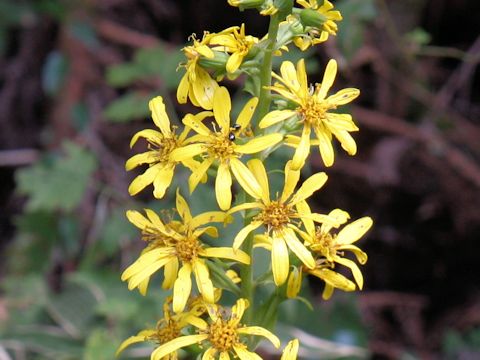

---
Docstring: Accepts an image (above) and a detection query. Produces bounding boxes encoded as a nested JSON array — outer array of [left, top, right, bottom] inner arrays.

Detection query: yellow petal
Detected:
[[272, 233, 289, 286], [233, 345, 262, 360], [213, 87, 232, 131], [340, 244, 368, 264], [235, 133, 283, 154], [314, 125, 334, 167], [202, 247, 250, 264], [247, 159, 270, 203], [336, 217, 373, 244], [327, 88, 360, 105], [191, 211, 230, 228], [295, 200, 315, 236], [281, 228, 315, 269], [116, 331, 154, 356], [281, 161, 300, 202], [183, 113, 212, 136], [193, 259, 214, 303], [127, 257, 171, 291], [151, 334, 208, 360], [237, 326, 280, 348], [219, 350, 231, 360], [230, 158, 263, 200], [310, 268, 356, 292], [296, 58, 307, 91], [286, 267, 302, 299], [291, 126, 311, 170], [335, 257, 364, 289], [253, 234, 272, 250], [226, 51, 243, 73], [192, 67, 218, 110], [121, 248, 171, 280], [196, 44, 215, 58], [228, 201, 263, 215], [173, 263, 192, 313], [232, 221, 263, 249], [126, 210, 150, 230], [216, 162, 232, 210], [189, 158, 213, 193], [290, 172, 328, 205], [322, 283, 334, 300], [259, 110, 297, 129], [231, 298, 248, 322], [128, 163, 162, 196], [280, 60, 300, 92], [129, 129, 163, 148], [125, 151, 157, 171], [153, 164, 175, 199], [320, 208, 350, 234], [162, 257, 178, 289], [236, 97, 258, 130], [176, 189, 192, 223], [281, 339, 299, 360], [177, 72, 189, 104], [203, 347, 217, 360], [325, 113, 358, 131], [137, 277, 150, 295], [149, 96, 171, 136], [331, 128, 357, 155], [170, 143, 205, 162], [317, 59, 337, 100]]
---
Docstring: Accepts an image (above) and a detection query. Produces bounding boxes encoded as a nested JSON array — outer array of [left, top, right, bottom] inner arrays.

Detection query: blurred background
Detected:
[[1, 0, 479, 359]]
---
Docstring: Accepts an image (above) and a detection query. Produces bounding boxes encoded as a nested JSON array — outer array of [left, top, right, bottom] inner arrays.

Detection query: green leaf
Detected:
[[15, 142, 97, 212], [83, 328, 119, 360], [103, 91, 154, 122], [46, 281, 99, 338]]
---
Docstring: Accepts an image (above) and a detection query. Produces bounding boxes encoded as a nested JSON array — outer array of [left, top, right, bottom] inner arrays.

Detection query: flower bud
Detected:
[[198, 51, 228, 71], [228, 0, 265, 10], [299, 8, 328, 28]]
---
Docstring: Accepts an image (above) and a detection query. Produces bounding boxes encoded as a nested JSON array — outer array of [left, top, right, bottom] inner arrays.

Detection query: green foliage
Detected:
[[443, 327, 480, 358], [336, 0, 377, 60], [103, 44, 184, 122], [16, 141, 97, 212], [103, 91, 155, 122]]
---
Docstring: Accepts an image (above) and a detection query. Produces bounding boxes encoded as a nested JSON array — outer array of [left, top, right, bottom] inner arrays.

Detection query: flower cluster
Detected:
[[118, 1, 372, 359]]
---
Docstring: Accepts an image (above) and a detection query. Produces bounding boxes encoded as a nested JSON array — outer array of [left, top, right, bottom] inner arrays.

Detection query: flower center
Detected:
[[255, 200, 293, 230], [310, 230, 337, 261], [298, 96, 333, 126], [148, 134, 179, 164], [206, 133, 237, 161], [150, 319, 181, 344], [175, 236, 202, 263], [208, 319, 240, 352]]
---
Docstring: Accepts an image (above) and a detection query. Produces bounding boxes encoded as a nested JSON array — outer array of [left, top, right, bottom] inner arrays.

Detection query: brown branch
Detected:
[[94, 19, 160, 48], [353, 106, 480, 188]]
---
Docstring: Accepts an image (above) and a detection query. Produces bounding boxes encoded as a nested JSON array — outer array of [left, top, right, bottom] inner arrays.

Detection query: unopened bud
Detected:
[[198, 51, 228, 71], [299, 8, 327, 28]]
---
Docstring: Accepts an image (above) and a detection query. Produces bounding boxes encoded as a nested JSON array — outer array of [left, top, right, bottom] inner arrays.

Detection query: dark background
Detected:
[[1, 0, 479, 359]]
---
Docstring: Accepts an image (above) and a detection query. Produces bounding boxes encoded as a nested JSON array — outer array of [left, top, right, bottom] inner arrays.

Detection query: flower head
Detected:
[[229, 159, 341, 285], [289, 209, 372, 299], [116, 296, 202, 358], [294, 0, 342, 50], [260, 58, 360, 168], [171, 86, 282, 210], [177, 32, 219, 110], [151, 298, 280, 360], [121, 190, 250, 313], [126, 96, 196, 199], [210, 24, 259, 73]]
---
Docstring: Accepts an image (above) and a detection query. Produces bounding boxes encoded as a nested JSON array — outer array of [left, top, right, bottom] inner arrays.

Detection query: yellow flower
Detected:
[[126, 96, 197, 199], [210, 24, 259, 73], [229, 158, 340, 286], [116, 296, 202, 358], [171, 86, 283, 210], [260, 59, 360, 168], [177, 32, 219, 110], [151, 298, 280, 360], [288, 209, 372, 299], [121, 190, 250, 313], [294, 0, 342, 50]]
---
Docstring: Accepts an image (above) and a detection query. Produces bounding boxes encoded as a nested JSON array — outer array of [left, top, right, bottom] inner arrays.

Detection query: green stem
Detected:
[[240, 202, 255, 325], [254, 13, 281, 126]]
